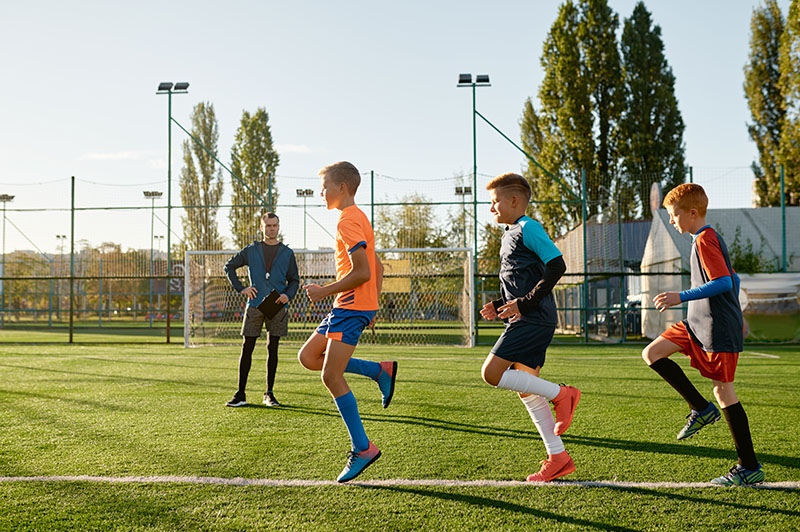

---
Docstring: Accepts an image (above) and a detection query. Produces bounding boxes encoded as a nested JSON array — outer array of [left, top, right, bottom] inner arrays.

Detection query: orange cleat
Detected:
[[526, 451, 575, 482], [552, 385, 581, 436]]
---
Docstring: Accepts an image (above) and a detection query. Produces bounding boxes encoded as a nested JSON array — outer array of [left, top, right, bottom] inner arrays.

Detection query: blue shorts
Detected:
[[315, 308, 377, 346], [490, 320, 556, 369]]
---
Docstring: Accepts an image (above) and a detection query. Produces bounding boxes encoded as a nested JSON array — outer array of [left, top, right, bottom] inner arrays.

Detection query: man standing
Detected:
[[224, 212, 300, 407]]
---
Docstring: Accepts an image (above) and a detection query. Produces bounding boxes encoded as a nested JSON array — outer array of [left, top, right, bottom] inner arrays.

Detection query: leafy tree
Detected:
[[374, 193, 448, 250], [580, 0, 624, 206], [779, 0, 800, 204], [745, 0, 786, 206], [180, 102, 224, 251], [619, 1, 686, 217], [229, 108, 280, 248], [523, 0, 592, 236]]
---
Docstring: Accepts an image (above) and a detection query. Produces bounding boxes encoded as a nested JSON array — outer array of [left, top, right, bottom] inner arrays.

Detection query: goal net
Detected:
[[184, 248, 475, 347]]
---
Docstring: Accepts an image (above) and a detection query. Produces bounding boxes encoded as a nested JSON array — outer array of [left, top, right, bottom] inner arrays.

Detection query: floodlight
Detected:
[[157, 82, 173, 92], [174, 82, 190, 91], [143, 191, 163, 199], [458, 73, 472, 85], [476, 74, 490, 84], [0, 194, 14, 202]]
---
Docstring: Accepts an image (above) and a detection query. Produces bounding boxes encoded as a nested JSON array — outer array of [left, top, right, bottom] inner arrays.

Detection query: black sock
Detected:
[[649, 358, 709, 412], [266, 335, 280, 393], [722, 402, 759, 470], [238, 336, 258, 394]]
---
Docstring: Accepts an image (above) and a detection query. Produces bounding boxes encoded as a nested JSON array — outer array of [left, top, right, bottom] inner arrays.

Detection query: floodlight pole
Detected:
[[297, 189, 313, 248], [157, 82, 188, 342], [0, 194, 13, 328]]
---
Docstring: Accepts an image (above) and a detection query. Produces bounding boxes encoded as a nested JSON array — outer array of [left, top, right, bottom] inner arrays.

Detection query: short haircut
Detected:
[[663, 183, 708, 216], [319, 161, 361, 194], [261, 212, 279, 223], [485, 172, 532, 203]]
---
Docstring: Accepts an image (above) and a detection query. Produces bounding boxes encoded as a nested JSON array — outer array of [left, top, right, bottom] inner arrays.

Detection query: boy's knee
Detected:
[[481, 363, 500, 387], [641, 344, 658, 365]]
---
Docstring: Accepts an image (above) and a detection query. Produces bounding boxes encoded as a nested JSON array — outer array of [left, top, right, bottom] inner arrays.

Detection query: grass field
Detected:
[[1, 342, 798, 531]]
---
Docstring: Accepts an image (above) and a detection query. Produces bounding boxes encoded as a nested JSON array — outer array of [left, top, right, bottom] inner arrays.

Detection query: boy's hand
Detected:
[[654, 291, 681, 312], [303, 283, 328, 303], [497, 299, 521, 322], [241, 286, 257, 300], [277, 293, 289, 304], [480, 302, 498, 320], [368, 314, 377, 329]]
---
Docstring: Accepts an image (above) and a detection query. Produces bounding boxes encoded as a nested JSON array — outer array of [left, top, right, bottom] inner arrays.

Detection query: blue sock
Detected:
[[344, 358, 381, 380], [334, 391, 370, 452]]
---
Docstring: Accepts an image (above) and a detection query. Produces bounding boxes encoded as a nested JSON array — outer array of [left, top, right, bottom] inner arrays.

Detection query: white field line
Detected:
[[743, 351, 781, 359], [0, 476, 797, 490]]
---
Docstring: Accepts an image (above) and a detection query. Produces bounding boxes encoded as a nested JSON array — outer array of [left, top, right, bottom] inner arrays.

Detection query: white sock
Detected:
[[496, 369, 560, 400], [521, 394, 565, 455]]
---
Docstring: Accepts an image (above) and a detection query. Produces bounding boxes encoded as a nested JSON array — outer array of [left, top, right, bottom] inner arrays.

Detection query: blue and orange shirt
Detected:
[[334, 205, 378, 311], [685, 226, 743, 353]]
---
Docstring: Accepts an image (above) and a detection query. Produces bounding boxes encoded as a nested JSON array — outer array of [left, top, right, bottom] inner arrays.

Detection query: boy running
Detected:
[[297, 161, 397, 483], [479, 172, 579, 482], [643, 183, 763, 486]]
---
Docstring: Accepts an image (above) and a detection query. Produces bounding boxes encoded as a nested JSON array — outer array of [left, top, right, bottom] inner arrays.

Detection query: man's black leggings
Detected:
[[238, 335, 281, 393]]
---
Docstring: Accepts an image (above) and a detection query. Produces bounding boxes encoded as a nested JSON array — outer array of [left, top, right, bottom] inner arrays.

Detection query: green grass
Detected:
[[1, 343, 798, 531]]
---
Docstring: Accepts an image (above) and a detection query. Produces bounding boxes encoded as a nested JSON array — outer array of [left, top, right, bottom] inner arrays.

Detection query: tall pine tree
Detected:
[[618, 1, 686, 218], [745, 0, 786, 206], [229, 108, 280, 248], [180, 102, 224, 250], [779, 0, 800, 204]]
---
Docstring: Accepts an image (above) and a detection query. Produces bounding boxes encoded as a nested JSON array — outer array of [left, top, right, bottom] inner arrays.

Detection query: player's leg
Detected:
[[264, 334, 281, 406], [710, 380, 763, 486], [343, 357, 398, 408], [324, 338, 381, 482], [297, 332, 328, 371], [643, 333, 718, 439], [511, 362, 575, 482], [226, 335, 257, 407]]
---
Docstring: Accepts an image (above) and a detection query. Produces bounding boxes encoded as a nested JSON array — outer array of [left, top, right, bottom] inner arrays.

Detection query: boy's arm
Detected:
[[516, 256, 567, 315], [304, 247, 371, 302]]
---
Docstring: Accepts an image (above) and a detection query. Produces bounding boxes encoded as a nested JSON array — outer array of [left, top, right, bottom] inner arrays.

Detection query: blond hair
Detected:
[[485, 172, 532, 202], [663, 183, 708, 216], [319, 161, 361, 194]]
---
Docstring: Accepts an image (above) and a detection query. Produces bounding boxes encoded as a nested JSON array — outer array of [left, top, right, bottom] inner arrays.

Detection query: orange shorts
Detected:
[[660, 321, 739, 383]]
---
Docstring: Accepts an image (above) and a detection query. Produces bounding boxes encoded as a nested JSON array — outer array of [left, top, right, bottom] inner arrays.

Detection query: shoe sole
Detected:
[[382, 362, 398, 409], [554, 388, 581, 436], [337, 450, 382, 483], [226, 401, 247, 407], [677, 412, 721, 440]]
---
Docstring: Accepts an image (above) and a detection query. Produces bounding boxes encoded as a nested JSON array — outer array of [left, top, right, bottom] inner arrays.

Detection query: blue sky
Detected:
[[0, 0, 790, 253]]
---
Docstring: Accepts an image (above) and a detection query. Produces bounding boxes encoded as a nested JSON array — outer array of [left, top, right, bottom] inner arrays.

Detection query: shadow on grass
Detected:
[[365, 485, 638, 532], [603, 484, 800, 517], [562, 434, 800, 470], [0, 388, 136, 412]]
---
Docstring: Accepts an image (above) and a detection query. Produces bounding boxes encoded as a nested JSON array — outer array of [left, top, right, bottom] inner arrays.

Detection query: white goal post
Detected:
[[184, 248, 475, 348]]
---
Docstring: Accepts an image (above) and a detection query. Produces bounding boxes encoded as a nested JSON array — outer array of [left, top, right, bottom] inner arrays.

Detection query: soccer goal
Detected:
[[184, 248, 475, 347]]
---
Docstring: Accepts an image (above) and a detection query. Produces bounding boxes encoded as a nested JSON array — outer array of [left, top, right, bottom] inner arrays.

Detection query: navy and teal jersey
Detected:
[[498, 215, 562, 327], [685, 226, 743, 353]]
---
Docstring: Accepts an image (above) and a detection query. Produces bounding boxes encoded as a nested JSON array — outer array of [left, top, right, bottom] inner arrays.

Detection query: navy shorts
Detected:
[[315, 308, 377, 346], [490, 320, 556, 369]]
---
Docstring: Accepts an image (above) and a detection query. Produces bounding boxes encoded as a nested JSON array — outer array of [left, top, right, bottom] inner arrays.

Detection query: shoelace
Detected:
[[345, 451, 359, 467]]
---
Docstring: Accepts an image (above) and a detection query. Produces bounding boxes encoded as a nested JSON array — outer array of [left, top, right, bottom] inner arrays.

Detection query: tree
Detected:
[[779, 0, 800, 204], [229, 108, 280, 249], [374, 193, 447, 249], [580, 0, 624, 206], [523, 0, 593, 236], [618, 1, 686, 217], [180, 102, 224, 251], [745, 0, 786, 206]]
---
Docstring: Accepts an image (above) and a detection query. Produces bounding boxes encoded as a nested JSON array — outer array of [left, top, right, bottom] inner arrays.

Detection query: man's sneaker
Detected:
[[376, 361, 398, 409], [711, 463, 765, 487], [526, 451, 576, 482], [677, 402, 721, 440], [225, 392, 246, 407], [552, 385, 581, 436], [336, 442, 381, 483], [263, 392, 281, 407]]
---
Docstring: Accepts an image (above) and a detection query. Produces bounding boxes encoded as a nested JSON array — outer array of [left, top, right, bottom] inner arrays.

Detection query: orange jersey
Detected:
[[334, 205, 378, 311]]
